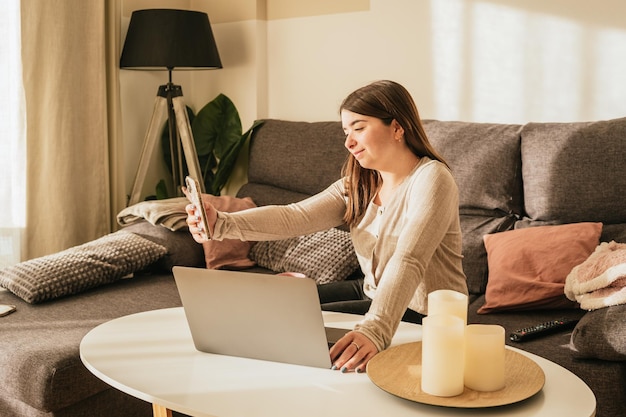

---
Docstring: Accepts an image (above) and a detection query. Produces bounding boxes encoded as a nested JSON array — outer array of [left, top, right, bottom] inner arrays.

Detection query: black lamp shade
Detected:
[[120, 9, 222, 70]]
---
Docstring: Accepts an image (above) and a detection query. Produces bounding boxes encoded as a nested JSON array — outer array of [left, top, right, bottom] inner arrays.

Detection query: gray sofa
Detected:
[[1, 118, 625, 417]]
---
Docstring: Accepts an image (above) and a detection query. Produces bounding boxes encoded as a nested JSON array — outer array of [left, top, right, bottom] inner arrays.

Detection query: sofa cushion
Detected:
[[0, 231, 167, 303], [200, 195, 257, 270], [242, 120, 348, 206], [237, 183, 312, 206], [121, 220, 205, 271], [478, 222, 602, 313], [423, 120, 523, 216], [249, 228, 359, 284], [0, 273, 182, 413], [521, 117, 626, 224], [570, 304, 626, 361], [601, 223, 626, 244]]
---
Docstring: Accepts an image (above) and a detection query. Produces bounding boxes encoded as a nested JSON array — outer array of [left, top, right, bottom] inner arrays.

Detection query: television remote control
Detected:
[[509, 318, 579, 342]]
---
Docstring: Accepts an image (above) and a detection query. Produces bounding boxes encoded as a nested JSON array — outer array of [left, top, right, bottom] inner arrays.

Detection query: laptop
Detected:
[[172, 266, 349, 368]]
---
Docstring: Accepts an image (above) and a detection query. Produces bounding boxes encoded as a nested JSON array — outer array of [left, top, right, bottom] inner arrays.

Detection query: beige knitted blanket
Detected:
[[116, 197, 189, 231], [565, 241, 626, 310]]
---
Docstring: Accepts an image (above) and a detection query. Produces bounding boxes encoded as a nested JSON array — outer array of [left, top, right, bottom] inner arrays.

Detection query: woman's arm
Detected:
[[209, 179, 348, 242]]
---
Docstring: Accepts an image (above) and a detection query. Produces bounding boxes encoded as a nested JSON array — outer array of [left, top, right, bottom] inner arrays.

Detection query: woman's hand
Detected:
[[330, 331, 378, 373], [184, 193, 217, 243]]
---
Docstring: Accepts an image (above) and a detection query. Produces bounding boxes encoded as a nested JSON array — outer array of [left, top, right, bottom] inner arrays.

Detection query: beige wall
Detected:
[[120, 0, 626, 198], [263, 0, 626, 124]]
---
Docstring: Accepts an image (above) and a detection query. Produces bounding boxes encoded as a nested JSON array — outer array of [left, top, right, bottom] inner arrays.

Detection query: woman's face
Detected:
[[341, 109, 401, 171]]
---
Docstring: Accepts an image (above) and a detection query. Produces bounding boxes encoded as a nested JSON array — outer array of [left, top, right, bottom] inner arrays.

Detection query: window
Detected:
[[0, 0, 26, 267]]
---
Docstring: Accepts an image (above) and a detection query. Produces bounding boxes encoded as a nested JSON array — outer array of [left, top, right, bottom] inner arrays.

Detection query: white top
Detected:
[[214, 157, 467, 350], [80, 308, 596, 417]]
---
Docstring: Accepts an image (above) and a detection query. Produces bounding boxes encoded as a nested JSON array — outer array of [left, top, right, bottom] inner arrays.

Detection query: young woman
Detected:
[[185, 80, 467, 373]]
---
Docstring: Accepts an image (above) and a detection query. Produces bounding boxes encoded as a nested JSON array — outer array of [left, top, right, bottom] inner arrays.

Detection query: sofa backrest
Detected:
[[237, 119, 348, 206], [521, 118, 626, 225], [423, 120, 524, 216], [238, 117, 626, 296], [423, 120, 524, 295]]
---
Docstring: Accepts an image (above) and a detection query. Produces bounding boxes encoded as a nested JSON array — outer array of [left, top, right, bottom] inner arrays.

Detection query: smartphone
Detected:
[[184, 176, 211, 240], [0, 304, 16, 317]]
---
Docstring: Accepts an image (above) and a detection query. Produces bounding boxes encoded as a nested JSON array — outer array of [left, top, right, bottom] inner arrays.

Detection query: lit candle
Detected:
[[421, 314, 465, 397], [427, 289, 468, 324], [464, 324, 506, 392]]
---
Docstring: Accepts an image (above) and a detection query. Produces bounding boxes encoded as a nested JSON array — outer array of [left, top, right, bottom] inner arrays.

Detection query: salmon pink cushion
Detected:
[[202, 195, 257, 270], [478, 222, 602, 313]]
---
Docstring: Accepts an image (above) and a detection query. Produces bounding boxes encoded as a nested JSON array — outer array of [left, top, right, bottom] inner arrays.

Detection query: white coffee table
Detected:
[[80, 307, 596, 417]]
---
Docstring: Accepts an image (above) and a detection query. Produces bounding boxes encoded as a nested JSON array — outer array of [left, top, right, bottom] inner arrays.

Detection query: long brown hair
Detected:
[[340, 80, 447, 227]]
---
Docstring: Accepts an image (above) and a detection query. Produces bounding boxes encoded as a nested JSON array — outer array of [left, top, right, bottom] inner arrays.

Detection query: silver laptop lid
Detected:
[[173, 266, 332, 368]]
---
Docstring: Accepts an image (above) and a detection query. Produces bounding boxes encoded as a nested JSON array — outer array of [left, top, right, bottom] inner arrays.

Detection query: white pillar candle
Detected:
[[421, 314, 465, 397], [427, 289, 468, 324], [464, 324, 506, 392]]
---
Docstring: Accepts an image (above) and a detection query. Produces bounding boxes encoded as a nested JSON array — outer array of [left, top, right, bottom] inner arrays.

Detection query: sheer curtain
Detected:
[[0, 0, 26, 268], [20, 0, 124, 260]]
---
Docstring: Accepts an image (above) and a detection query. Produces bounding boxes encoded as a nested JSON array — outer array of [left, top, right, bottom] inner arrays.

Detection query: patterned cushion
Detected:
[[249, 228, 359, 284], [121, 220, 205, 271], [0, 231, 167, 303]]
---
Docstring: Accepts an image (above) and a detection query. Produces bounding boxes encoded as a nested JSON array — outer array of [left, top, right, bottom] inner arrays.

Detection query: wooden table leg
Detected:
[[153, 403, 173, 417]]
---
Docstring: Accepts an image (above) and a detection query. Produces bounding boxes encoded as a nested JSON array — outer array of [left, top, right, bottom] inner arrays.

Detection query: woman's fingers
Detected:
[[185, 203, 209, 243], [330, 331, 378, 373]]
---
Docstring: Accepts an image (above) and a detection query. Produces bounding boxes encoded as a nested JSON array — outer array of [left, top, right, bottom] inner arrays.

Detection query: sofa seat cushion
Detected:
[[468, 295, 626, 417], [0, 385, 152, 417], [0, 273, 182, 413]]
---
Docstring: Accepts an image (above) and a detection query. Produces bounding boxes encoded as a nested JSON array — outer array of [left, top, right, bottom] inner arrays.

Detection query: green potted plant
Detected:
[[157, 93, 263, 198]]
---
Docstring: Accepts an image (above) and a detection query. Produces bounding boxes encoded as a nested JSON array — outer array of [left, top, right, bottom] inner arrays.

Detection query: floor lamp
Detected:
[[120, 9, 222, 206]]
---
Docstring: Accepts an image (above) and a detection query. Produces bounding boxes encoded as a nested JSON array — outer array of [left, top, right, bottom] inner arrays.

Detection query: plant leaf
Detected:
[[192, 94, 243, 192], [159, 94, 260, 196], [192, 94, 242, 158], [211, 120, 265, 194], [155, 179, 169, 200]]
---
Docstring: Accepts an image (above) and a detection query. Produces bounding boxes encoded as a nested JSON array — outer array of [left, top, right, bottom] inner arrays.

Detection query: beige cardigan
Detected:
[[213, 157, 467, 350]]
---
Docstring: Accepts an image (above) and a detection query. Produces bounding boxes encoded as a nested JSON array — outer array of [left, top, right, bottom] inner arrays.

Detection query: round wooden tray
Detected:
[[367, 342, 545, 408]]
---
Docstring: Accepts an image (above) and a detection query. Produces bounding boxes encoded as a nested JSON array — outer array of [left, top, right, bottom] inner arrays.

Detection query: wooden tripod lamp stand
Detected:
[[120, 9, 222, 206]]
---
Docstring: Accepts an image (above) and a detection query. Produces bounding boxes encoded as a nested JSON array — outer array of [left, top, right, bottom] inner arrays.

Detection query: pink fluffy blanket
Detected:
[[565, 241, 626, 310]]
